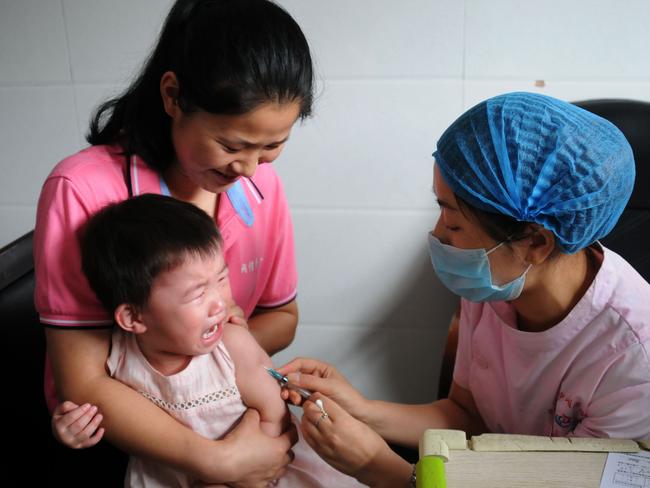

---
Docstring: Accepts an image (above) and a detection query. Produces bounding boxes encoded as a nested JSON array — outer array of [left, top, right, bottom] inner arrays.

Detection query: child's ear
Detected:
[[114, 304, 148, 334]]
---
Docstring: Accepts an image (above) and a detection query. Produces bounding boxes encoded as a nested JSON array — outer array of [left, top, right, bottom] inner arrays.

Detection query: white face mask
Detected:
[[427, 234, 532, 302]]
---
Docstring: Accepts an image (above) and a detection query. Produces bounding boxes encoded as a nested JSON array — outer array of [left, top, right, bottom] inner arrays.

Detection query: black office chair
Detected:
[[0, 232, 127, 485], [573, 99, 650, 278], [436, 99, 650, 401]]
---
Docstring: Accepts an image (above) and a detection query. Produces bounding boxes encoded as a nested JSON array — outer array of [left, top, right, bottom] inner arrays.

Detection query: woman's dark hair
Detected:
[[456, 197, 532, 244], [81, 194, 223, 313], [87, 0, 314, 171], [457, 198, 563, 258]]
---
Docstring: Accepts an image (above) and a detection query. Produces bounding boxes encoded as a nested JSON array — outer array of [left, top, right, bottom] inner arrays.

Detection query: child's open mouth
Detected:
[[202, 323, 220, 340]]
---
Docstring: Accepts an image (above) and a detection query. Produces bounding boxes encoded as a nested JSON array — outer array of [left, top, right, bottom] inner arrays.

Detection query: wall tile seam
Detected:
[[463, 76, 650, 83], [295, 322, 440, 332], [0, 204, 37, 209], [315, 77, 650, 84], [320, 77, 462, 84], [291, 207, 436, 215], [3, 77, 649, 88], [0, 82, 75, 89], [0, 81, 130, 89]]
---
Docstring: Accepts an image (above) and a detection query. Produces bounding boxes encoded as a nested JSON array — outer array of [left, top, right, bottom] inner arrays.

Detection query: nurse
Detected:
[[279, 93, 650, 487]]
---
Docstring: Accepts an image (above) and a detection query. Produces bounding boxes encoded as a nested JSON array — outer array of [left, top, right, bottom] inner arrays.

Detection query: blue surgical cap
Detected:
[[433, 92, 635, 253]]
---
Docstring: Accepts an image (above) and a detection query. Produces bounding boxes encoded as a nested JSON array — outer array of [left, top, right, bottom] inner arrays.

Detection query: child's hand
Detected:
[[228, 303, 245, 320], [52, 401, 105, 449], [228, 314, 249, 330]]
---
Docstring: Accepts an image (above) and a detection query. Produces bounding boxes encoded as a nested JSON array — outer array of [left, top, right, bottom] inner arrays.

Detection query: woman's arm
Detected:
[[46, 328, 296, 485], [248, 299, 298, 355], [359, 382, 487, 448]]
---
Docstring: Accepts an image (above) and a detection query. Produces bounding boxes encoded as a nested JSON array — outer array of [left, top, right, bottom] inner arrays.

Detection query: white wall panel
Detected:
[[0, 87, 79, 205], [464, 80, 650, 110], [277, 80, 463, 209], [274, 324, 446, 404], [0, 0, 70, 83], [292, 208, 456, 330], [279, 0, 464, 79], [0, 206, 36, 247], [73, 83, 126, 144], [63, 0, 172, 83], [465, 0, 650, 80]]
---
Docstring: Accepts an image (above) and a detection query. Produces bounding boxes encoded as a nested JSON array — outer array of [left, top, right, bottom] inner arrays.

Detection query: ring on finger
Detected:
[[314, 412, 329, 428]]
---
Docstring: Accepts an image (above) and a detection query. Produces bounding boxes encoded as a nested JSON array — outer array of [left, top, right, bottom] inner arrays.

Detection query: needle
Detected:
[[264, 366, 313, 399]]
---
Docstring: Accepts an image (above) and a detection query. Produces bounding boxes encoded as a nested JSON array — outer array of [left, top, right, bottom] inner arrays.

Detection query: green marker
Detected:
[[416, 431, 450, 488]]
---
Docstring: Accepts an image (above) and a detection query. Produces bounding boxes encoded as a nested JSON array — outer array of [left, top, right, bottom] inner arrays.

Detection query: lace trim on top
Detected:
[[139, 385, 240, 412]]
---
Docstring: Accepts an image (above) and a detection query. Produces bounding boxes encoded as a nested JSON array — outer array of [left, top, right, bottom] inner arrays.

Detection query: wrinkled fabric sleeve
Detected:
[[34, 176, 112, 328], [572, 343, 650, 440]]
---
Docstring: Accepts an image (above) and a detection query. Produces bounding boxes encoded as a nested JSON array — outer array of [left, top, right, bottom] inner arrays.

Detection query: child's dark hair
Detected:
[[87, 0, 314, 171], [81, 194, 223, 313]]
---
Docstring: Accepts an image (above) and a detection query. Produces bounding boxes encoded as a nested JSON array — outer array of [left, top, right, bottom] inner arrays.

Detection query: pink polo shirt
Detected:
[[34, 145, 297, 410], [453, 245, 650, 440]]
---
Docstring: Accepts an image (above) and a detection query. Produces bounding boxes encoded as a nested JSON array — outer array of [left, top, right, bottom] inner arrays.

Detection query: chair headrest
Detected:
[[574, 99, 650, 209]]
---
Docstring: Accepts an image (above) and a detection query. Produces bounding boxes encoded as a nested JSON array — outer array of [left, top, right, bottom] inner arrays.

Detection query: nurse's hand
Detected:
[[300, 394, 412, 487], [277, 358, 368, 420]]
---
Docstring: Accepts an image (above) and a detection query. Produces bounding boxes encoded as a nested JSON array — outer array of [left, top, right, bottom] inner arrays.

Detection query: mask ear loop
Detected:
[[485, 231, 519, 256], [485, 241, 506, 256], [485, 235, 533, 275]]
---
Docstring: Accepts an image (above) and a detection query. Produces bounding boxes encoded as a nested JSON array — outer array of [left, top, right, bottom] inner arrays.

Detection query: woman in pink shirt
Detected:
[[36, 0, 312, 485], [278, 93, 650, 488]]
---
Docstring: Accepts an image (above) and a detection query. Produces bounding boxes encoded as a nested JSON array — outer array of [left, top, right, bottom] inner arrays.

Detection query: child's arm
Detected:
[[52, 401, 105, 449], [222, 321, 289, 438]]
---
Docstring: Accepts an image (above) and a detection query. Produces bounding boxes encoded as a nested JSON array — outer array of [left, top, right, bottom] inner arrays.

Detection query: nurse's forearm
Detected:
[[358, 381, 486, 448], [355, 444, 414, 488], [248, 299, 298, 355], [360, 399, 485, 448]]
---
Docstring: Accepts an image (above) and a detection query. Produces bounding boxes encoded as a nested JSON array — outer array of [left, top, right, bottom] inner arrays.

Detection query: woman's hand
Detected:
[[300, 394, 412, 487], [217, 409, 298, 488], [51, 401, 105, 449], [277, 358, 368, 420], [228, 314, 249, 330]]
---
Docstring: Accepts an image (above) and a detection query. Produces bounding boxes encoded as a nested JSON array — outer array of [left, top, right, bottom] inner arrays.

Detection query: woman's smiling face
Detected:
[[168, 101, 301, 194]]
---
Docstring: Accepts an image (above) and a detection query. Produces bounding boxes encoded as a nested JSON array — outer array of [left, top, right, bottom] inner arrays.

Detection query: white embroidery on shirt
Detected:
[[139, 386, 240, 412], [240, 257, 263, 274]]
